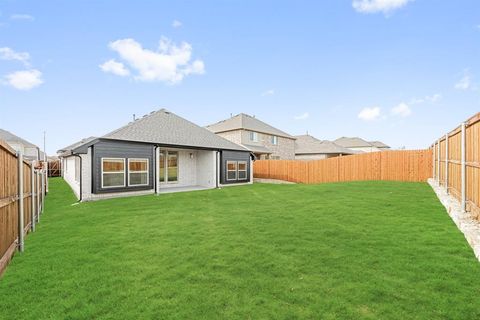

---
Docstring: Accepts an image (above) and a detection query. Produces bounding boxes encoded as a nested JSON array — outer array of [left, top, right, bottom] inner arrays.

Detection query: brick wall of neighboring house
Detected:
[[240, 130, 295, 160], [215, 129, 296, 160], [216, 130, 243, 145]]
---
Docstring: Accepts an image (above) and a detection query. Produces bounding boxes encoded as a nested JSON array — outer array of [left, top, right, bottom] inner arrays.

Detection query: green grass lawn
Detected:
[[1, 178, 480, 319]]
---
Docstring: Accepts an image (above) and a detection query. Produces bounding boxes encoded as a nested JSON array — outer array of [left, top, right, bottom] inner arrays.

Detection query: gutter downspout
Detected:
[[73, 154, 82, 202]]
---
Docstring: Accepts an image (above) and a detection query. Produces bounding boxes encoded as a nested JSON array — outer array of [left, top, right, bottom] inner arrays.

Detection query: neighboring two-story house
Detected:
[[206, 113, 296, 160]]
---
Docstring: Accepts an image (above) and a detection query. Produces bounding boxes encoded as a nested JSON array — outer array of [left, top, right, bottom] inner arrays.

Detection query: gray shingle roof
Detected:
[[242, 144, 272, 154], [0, 128, 37, 148], [57, 136, 97, 154], [295, 135, 358, 155], [369, 141, 390, 148], [334, 137, 374, 148], [103, 109, 247, 151], [206, 113, 294, 139]]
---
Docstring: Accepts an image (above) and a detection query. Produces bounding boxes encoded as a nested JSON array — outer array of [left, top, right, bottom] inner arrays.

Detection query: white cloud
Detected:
[[391, 102, 411, 117], [105, 37, 205, 84], [99, 59, 130, 76], [294, 112, 309, 120], [10, 14, 34, 21], [455, 72, 472, 90], [261, 89, 275, 96], [0, 47, 30, 66], [358, 107, 381, 121], [4, 69, 43, 90], [410, 93, 442, 104], [352, 0, 413, 14], [172, 20, 182, 28]]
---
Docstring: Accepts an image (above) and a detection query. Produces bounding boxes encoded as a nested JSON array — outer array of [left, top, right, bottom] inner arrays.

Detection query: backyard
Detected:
[[1, 178, 480, 319]]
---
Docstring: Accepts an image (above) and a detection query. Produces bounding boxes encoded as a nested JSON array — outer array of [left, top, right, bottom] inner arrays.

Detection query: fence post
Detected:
[[31, 163, 36, 232], [432, 143, 436, 179], [17, 151, 25, 252], [41, 170, 45, 214], [445, 133, 449, 194], [461, 122, 466, 213], [436, 139, 440, 185], [36, 170, 40, 223]]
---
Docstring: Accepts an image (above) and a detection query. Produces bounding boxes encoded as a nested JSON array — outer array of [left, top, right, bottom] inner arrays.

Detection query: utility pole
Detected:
[[43, 131, 47, 162]]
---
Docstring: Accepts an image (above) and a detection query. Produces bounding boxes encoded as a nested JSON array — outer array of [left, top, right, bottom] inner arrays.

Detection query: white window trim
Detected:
[[101, 158, 126, 189], [128, 158, 149, 187], [226, 160, 238, 181], [237, 161, 248, 180]]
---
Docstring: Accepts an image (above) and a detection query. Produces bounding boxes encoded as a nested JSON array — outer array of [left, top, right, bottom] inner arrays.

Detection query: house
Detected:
[[334, 137, 390, 153], [206, 113, 296, 160], [0, 128, 45, 163], [294, 135, 358, 160], [58, 109, 253, 201]]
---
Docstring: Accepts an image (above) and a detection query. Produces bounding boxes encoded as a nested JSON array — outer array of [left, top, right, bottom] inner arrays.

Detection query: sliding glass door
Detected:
[[159, 150, 178, 183]]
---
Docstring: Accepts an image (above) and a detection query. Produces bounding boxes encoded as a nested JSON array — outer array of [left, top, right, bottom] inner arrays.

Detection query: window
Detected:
[[238, 161, 247, 180], [249, 131, 258, 142], [226, 161, 237, 181], [74, 157, 80, 182], [101, 158, 125, 188], [128, 158, 149, 186], [271, 135, 278, 145]]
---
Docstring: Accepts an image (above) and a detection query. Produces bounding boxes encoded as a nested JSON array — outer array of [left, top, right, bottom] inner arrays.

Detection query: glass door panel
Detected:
[[159, 150, 166, 183], [167, 152, 178, 182]]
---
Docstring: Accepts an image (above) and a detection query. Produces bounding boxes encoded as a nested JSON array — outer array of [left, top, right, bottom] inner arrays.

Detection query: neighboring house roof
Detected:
[[0, 128, 44, 160], [242, 144, 272, 154], [0, 128, 38, 148], [369, 141, 390, 148], [57, 136, 97, 154], [334, 137, 374, 148], [206, 113, 295, 139], [295, 135, 358, 155], [59, 109, 247, 154]]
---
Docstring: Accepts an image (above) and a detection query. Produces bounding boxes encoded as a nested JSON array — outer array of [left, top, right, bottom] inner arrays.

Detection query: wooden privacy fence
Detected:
[[0, 140, 47, 276], [432, 112, 480, 220], [254, 149, 432, 184], [48, 159, 61, 177]]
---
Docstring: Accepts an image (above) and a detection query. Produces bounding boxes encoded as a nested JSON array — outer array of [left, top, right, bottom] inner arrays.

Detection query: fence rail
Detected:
[[254, 149, 432, 184], [432, 112, 480, 220], [0, 140, 46, 277]]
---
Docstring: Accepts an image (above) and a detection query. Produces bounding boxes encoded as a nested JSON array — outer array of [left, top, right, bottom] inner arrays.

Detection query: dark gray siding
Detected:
[[220, 150, 251, 184], [92, 140, 155, 194]]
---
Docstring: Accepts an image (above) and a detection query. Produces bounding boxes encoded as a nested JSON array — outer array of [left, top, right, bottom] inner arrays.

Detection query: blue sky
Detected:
[[0, 0, 479, 155]]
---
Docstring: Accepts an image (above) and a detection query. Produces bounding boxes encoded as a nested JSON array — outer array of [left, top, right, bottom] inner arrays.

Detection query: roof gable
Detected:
[[206, 113, 294, 139]]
